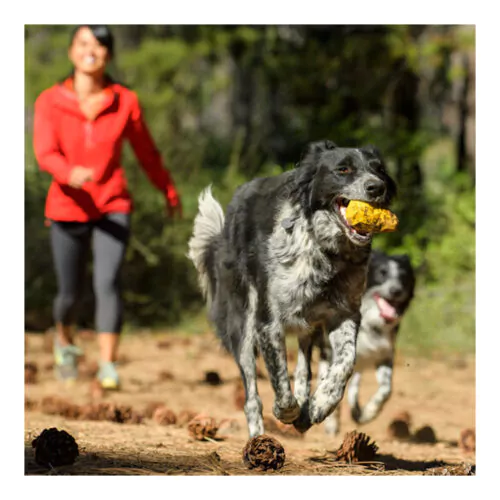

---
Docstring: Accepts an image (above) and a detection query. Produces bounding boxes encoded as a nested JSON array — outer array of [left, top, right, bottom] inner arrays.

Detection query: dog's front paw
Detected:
[[273, 398, 301, 424], [351, 403, 380, 424], [350, 402, 362, 423], [292, 404, 312, 434], [308, 397, 338, 425]]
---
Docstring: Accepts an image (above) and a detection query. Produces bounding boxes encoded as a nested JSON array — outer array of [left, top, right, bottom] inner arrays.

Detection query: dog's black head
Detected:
[[296, 140, 397, 246], [366, 250, 416, 322]]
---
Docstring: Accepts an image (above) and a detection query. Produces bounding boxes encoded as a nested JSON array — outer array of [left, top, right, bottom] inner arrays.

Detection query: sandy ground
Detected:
[[24, 330, 476, 475]]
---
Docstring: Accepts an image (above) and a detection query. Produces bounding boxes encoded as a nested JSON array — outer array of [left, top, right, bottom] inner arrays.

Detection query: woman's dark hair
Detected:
[[70, 25, 115, 58]]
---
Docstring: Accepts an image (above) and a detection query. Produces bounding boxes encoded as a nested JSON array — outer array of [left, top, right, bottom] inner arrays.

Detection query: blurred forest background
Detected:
[[24, 25, 475, 355]]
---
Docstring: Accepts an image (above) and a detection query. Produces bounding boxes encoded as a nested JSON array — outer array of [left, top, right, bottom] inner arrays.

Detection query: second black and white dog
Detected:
[[312, 250, 416, 435], [188, 140, 397, 437]]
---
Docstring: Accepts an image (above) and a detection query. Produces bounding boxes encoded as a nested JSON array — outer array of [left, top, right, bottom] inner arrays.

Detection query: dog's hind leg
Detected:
[[346, 371, 361, 415], [293, 332, 313, 408], [257, 307, 300, 424], [231, 287, 264, 438], [350, 361, 392, 424], [259, 327, 301, 423], [237, 337, 264, 438], [294, 315, 359, 432]]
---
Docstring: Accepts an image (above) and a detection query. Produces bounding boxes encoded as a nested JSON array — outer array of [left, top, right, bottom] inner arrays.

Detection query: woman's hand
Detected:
[[68, 166, 94, 188], [167, 198, 183, 219], [165, 186, 182, 219]]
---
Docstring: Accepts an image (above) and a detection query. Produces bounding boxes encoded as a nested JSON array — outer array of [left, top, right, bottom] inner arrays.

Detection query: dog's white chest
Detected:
[[355, 311, 396, 371], [268, 210, 332, 320]]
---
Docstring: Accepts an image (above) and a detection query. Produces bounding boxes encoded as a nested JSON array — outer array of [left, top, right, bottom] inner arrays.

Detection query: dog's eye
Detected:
[[336, 166, 352, 174], [379, 267, 388, 278]]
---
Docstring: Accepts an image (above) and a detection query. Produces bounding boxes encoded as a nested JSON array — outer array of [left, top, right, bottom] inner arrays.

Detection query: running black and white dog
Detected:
[[312, 250, 416, 435], [188, 140, 397, 437]]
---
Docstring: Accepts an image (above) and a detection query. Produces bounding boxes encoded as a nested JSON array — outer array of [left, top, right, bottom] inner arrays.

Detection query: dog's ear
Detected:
[[309, 139, 337, 153], [322, 140, 337, 150], [297, 140, 337, 168], [393, 254, 412, 269], [393, 254, 417, 294], [361, 144, 382, 157]]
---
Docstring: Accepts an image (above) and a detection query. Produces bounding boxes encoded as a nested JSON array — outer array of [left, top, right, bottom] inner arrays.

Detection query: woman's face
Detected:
[[69, 27, 110, 76]]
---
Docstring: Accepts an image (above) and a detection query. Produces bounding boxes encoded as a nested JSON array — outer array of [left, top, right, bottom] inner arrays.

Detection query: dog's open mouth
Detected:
[[374, 293, 399, 322], [335, 197, 373, 244]]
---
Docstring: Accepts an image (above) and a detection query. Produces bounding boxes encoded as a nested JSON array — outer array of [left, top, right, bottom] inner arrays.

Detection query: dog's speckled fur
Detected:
[[188, 140, 397, 437]]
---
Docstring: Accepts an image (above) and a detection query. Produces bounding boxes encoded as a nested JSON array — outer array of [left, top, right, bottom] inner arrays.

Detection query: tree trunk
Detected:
[[456, 53, 470, 178]]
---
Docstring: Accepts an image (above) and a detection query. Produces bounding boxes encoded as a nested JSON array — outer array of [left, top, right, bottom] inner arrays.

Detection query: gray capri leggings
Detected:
[[50, 212, 130, 333]]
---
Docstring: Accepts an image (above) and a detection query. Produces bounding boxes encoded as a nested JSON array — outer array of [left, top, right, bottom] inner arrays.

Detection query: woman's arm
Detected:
[[125, 93, 181, 212], [33, 91, 72, 185]]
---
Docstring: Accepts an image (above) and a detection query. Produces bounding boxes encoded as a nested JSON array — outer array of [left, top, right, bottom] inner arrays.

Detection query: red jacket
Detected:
[[33, 78, 180, 222]]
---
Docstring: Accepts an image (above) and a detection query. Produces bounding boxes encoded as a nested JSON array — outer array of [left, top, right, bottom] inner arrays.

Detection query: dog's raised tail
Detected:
[[188, 186, 224, 303]]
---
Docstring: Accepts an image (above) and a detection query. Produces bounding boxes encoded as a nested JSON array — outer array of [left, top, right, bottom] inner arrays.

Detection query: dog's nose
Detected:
[[364, 179, 386, 198], [389, 286, 403, 299]]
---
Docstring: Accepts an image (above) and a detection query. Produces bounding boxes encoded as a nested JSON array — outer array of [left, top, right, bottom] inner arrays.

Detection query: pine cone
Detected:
[[25, 398, 39, 411], [116, 405, 144, 424], [387, 419, 411, 440], [40, 395, 81, 419], [78, 403, 101, 421], [143, 401, 167, 419], [25, 362, 38, 384], [152, 407, 177, 425], [61, 403, 82, 420], [124, 409, 144, 424], [333, 431, 378, 463], [43, 361, 54, 372], [392, 410, 412, 426], [459, 428, 475, 453], [204, 371, 223, 386], [40, 396, 73, 416], [102, 403, 141, 423], [158, 370, 175, 382], [413, 425, 437, 444], [77, 402, 139, 423], [177, 409, 199, 426], [243, 434, 286, 471], [156, 339, 173, 349], [187, 415, 219, 441], [32, 428, 79, 467]]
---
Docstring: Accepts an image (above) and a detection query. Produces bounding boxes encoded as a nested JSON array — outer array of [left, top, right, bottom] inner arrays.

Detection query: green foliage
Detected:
[[24, 25, 475, 354], [397, 276, 475, 356]]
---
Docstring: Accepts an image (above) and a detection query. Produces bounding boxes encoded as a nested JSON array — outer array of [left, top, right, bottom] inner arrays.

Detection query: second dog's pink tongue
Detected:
[[376, 296, 398, 321]]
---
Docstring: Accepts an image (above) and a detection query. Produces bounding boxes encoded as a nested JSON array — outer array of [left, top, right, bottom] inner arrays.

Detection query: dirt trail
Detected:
[[24, 331, 475, 475]]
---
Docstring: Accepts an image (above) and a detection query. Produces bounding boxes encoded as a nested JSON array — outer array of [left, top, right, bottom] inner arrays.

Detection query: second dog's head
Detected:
[[296, 140, 397, 247], [364, 250, 416, 324]]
